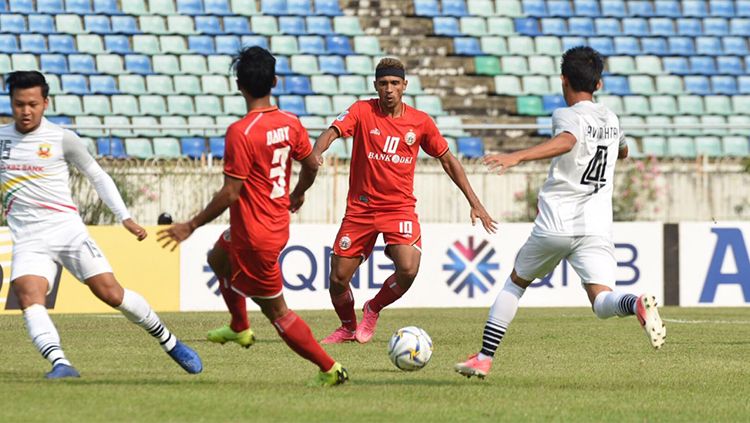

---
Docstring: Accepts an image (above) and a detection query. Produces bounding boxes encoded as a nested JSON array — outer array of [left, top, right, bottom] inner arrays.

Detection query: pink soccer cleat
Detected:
[[636, 294, 666, 349], [321, 326, 356, 344], [454, 353, 492, 379], [354, 300, 379, 343]]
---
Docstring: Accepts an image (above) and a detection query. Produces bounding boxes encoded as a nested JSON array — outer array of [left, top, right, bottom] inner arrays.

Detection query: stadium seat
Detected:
[[62, 74, 89, 95], [315, 0, 342, 15], [689, 56, 716, 75], [414, 0, 439, 17], [252, 16, 280, 35], [602, 75, 629, 95], [176, 0, 203, 14], [436, 115, 469, 137], [222, 16, 250, 34], [739, 76, 750, 94], [77, 35, 105, 54], [208, 137, 225, 158], [28, 14, 55, 34], [676, 18, 701, 36], [84, 15, 111, 34], [165, 16, 197, 35], [640, 37, 667, 55], [103, 35, 130, 54], [645, 116, 671, 136], [260, 0, 285, 15], [515, 17, 541, 36], [622, 95, 650, 115], [319, 55, 346, 75], [481, 36, 507, 56], [354, 36, 381, 56], [310, 75, 338, 95], [494, 75, 522, 96], [574, 0, 599, 16], [607, 56, 636, 75], [723, 136, 750, 156], [331, 95, 356, 113], [83, 95, 113, 116], [279, 95, 307, 115], [677, 95, 704, 115], [283, 75, 311, 95], [568, 17, 594, 36], [111, 96, 141, 116], [711, 76, 737, 95], [516, 95, 544, 115], [655, 75, 683, 95], [672, 115, 700, 136], [487, 17, 514, 35], [542, 94, 564, 113], [705, 95, 732, 115], [306, 16, 332, 35], [94, 0, 120, 14], [178, 55, 207, 75], [67, 55, 95, 75], [628, 75, 654, 95], [588, 37, 614, 56], [54, 95, 83, 116], [732, 96, 750, 116], [0, 14, 25, 34], [195, 95, 223, 115], [415, 95, 445, 116], [214, 36, 240, 55], [601, 0, 626, 17], [345, 56, 372, 76], [627, 0, 653, 16], [662, 57, 689, 75], [619, 115, 645, 136], [696, 37, 723, 56], [700, 115, 728, 136], [20, 34, 47, 54], [274, 56, 292, 75], [457, 137, 484, 158], [279, 16, 306, 35], [87, 76, 119, 95], [124, 138, 155, 159], [306, 95, 333, 116], [723, 37, 748, 56], [139, 95, 168, 116], [433, 17, 461, 36], [684, 76, 711, 95], [467, 0, 494, 16], [622, 18, 648, 36], [667, 137, 697, 158], [146, 75, 174, 95], [112, 16, 139, 34], [8, 0, 32, 13], [453, 38, 482, 56], [522, 0, 546, 16], [654, 0, 680, 17], [181, 137, 206, 159], [298, 35, 325, 55], [669, 37, 695, 56], [521, 76, 549, 95], [614, 37, 639, 55], [152, 137, 182, 158], [596, 18, 621, 36], [641, 136, 666, 157], [682, 0, 708, 17], [39, 54, 66, 74], [527, 55, 556, 75], [97, 137, 126, 158], [205, 0, 231, 14], [119, 75, 146, 95], [443, 0, 468, 16], [271, 35, 299, 55], [325, 35, 353, 56], [193, 16, 221, 35], [38, 0, 64, 13], [540, 18, 566, 35]]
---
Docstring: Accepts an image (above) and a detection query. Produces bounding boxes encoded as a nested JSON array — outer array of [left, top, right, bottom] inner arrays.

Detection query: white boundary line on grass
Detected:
[[663, 318, 750, 325]]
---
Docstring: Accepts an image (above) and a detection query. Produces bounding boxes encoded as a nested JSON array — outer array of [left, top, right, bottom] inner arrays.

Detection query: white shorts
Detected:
[[11, 220, 112, 293], [514, 233, 616, 287]]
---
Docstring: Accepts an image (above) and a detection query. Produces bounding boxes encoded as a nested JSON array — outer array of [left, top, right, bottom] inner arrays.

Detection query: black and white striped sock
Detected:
[[24, 304, 72, 367], [477, 277, 526, 360], [618, 294, 638, 316], [117, 289, 177, 351], [479, 320, 507, 358]]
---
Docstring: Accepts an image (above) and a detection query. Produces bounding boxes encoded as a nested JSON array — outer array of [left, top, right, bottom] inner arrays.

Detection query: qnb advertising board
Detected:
[[680, 223, 750, 307], [179, 223, 664, 311]]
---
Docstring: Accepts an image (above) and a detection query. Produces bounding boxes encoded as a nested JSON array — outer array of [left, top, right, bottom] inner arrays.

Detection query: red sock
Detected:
[[331, 289, 357, 331], [369, 274, 406, 313], [274, 311, 336, 371], [218, 278, 249, 333]]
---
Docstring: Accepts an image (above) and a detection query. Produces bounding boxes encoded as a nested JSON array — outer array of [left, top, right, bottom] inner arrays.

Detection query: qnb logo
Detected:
[[443, 236, 499, 298]]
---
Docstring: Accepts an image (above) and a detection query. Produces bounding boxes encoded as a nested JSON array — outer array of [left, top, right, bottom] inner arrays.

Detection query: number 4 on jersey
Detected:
[[580, 145, 608, 193]]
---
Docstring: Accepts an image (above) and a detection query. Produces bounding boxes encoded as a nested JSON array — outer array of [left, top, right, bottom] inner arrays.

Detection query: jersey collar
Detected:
[[248, 106, 279, 114]]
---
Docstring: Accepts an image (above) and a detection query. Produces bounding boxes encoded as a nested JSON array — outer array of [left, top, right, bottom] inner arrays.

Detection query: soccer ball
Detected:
[[387, 326, 433, 371]]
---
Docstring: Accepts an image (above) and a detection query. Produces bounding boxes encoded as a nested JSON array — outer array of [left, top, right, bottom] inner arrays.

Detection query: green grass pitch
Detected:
[[0, 307, 748, 422]]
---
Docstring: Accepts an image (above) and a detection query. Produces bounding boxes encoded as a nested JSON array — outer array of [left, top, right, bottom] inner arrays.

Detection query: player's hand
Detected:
[[470, 205, 498, 234], [483, 153, 521, 175], [157, 222, 195, 252], [123, 218, 148, 241], [313, 152, 324, 167], [289, 192, 305, 213]]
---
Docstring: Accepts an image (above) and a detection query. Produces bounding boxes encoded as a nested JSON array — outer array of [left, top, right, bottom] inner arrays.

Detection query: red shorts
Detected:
[[215, 228, 231, 251], [333, 211, 422, 259], [228, 248, 284, 299]]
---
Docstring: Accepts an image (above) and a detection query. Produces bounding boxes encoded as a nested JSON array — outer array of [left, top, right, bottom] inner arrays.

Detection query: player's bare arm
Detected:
[[123, 219, 147, 241], [311, 127, 341, 165], [157, 175, 244, 250], [289, 153, 321, 213], [437, 151, 498, 234], [484, 132, 577, 175]]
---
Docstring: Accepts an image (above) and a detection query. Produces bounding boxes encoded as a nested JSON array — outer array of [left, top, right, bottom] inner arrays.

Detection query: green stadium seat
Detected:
[[180, 55, 209, 75], [667, 137, 697, 158], [607, 56, 636, 74], [139, 16, 168, 35], [353, 36, 381, 55], [117, 75, 146, 95], [103, 116, 133, 137], [146, 75, 175, 94], [723, 136, 750, 156], [655, 75, 683, 95], [0, 55, 13, 75], [500, 56, 528, 75], [12, 54, 39, 71], [122, 0, 148, 15], [56, 15, 86, 34], [222, 96, 246, 115], [306, 95, 333, 116], [480, 36, 507, 56], [187, 116, 217, 136], [624, 95, 651, 116], [232, 0, 259, 15], [345, 55, 372, 75], [311, 75, 338, 95], [516, 95, 544, 115], [625, 137, 644, 158], [290, 55, 320, 75], [528, 55, 556, 75], [208, 55, 233, 75], [467, 0, 494, 16], [522, 76, 550, 95], [75, 116, 104, 137], [139, 95, 168, 116], [475, 56, 501, 76], [271, 35, 299, 55], [695, 136, 723, 157], [82, 95, 112, 116], [167, 95, 195, 116], [416, 95, 446, 116], [251, 16, 280, 35], [125, 138, 155, 159], [132, 116, 161, 137], [153, 55, 180, 75], [436, 115, 469, 137], [332, 94, 358, 112], [620, 116, 645, 137], [487, 17, 514, 35], [643, 115, 671, 136], [641, 136, 667, 157], [96, 54, 126, 74], [494, 75, 522, 95], [161, 116, 190, 137], [407, 75, 424, 94], [728, 115, 750, 135], [596, 95, 624, 115], [54, 95, 83, 116], [535, 36, 562, 56], [677, 95, 704, 115], [705, 95, 732, 115], [77, 35, 105, 54], [650, 95, 677, 115], [494, 0, 521, 16], [333, 16, 363, 35], [133, 35, 161, 55], [460, 17, 488, 36], [202, 75, 231, 95], [701, 115, 728, 136], [507, 36, 535, 56], [47, 75, 62, 94], [167, 16, 197, 35], [548, 75, 563, 95], [170, 75, 200, 96], [148, 0, 176, 15], [672, 115, 700, 136], [635, 56, 663, 75], [153, 137, 182, 158], [161, 36, 189, 54], [628, 75, 655, 95]]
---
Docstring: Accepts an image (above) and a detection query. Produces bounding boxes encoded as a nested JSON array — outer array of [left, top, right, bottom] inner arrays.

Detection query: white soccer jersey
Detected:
[[533, 100, 624, 237]]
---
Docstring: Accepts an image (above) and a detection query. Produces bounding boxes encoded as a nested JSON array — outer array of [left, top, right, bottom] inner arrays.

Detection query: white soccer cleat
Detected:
[[636, 295, 666, 349]]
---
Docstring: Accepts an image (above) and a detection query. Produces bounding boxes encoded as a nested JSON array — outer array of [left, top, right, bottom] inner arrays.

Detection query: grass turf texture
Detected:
[[0, 307, 748, 422]]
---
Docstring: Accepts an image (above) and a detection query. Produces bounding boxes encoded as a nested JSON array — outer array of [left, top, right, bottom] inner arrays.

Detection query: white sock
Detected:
[[592, 291, 638, 319], [478, 277, 526, 360], [23, 304, 71, 367], [116, 289, 177, 351]]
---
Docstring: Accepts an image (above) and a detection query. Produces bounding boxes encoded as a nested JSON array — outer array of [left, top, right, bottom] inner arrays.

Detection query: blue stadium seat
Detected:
[[588, 37, 614, 56], [669, 37, 695, 55], [62, 74, 89, 94], [298, 35, 325, 54], [414, 0, 439, 17], [457, 137, 484, 158], [9, 0, 33, 13], [561, 36, 586, 51], [20, 34, 47, 54], [654, 0, 680, 17], [627, 0, 653, 16], [0, 97, 10, 116], [717, 56, 744, 75], [279, 95, 306, 115], [696, 37, 722, 56], [542, 95, 565, 113], [601, 0, 626, 17], [739, 76, 750, 94], [181, 137, 206, 159], [205, 0, 231, 15], [111, 16, 139, 34], [574, 0, 599, 16], [66, 0, 92, 13], [37, 0, 64, 13], [690, 56, 716, 75], [216, 36, 241, 54], [319, 55, 346, 75], [94, 0, 120, 14], [730, 18, 750, 36], [105, 35, 131, 53], [522, 0, 546, 16], [326, 35, 353, 55], [712, 76, 737, 95], [48, 116, 72, 126], [306, 16, 332, 34], [454, 37, 482, 55], [286, 75, 313, 94], [125, 55, 152, 74], [622, 18, 648, 36], [97, 137, 126, 158], [69, 55, 96, 75], [279, 16, 306, 35], [433, 17, 460, 36], [515, 18, 540, 36], [603, 75, 630, 95], [48, 35, 75, 54], [275, 55, 292, 74], [704, 18, 729, 36], [650, 18, 675, 36], [224, 16, 252, 34], [442, 0, 468, 16], [28, 14, 55, 34], [314, 0, 342, 15], [595, 18, 621, 36], [614, 36, 639, 55], [177, 0, 204, 14], [209, 137, 225, 158], [684, 75, 710, 95], [641, 37, 667, 55], [541, 18, 566, 35], [682, 0, 708, 17], [662, 56, 688, 74], [41, 54, 67, 74], [723, 37, 749, 56], [195, 16, 222, 34], [0, 14, 25, 33], [676, 18, 701, 36], [188, 35, 214, 54], [90, 75, 118, 94], [261, 0, 286, 15], [711, 0, 735, 17], [272, 76, 288, 95], [568, 18, 594, 36], [241, 35, 269, 49], [547, 0, 573, 16], [85, 15, 111, 34]]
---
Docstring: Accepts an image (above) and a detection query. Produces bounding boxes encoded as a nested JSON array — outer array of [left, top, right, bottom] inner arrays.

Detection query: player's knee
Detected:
[[329, 271, 352, 288], [396, 265, 419, 282]]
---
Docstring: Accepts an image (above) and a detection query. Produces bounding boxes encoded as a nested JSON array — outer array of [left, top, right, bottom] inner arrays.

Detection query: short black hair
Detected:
[[560, 46, 603, 94], [6, 71, 49, 98], [231, 46, 276, 98]]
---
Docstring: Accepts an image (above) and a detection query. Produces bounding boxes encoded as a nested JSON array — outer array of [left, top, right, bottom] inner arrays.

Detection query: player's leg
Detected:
[[456, 234, 569, 378], [206, 234, 254, 348], [85, 272, 202, 373]]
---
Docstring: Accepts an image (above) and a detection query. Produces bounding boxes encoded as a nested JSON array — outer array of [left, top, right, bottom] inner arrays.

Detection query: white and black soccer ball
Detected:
[[387, 326, 433, 371]]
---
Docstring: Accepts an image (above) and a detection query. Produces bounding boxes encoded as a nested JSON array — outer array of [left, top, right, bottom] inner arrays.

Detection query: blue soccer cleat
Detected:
[[167, 340, 203, 374], [45, 363, 80, 379]]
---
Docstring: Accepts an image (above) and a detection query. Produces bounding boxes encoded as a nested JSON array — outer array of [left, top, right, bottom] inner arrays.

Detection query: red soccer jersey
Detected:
[[224, 106, 312, 251], [331, 99, 449, 213]]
